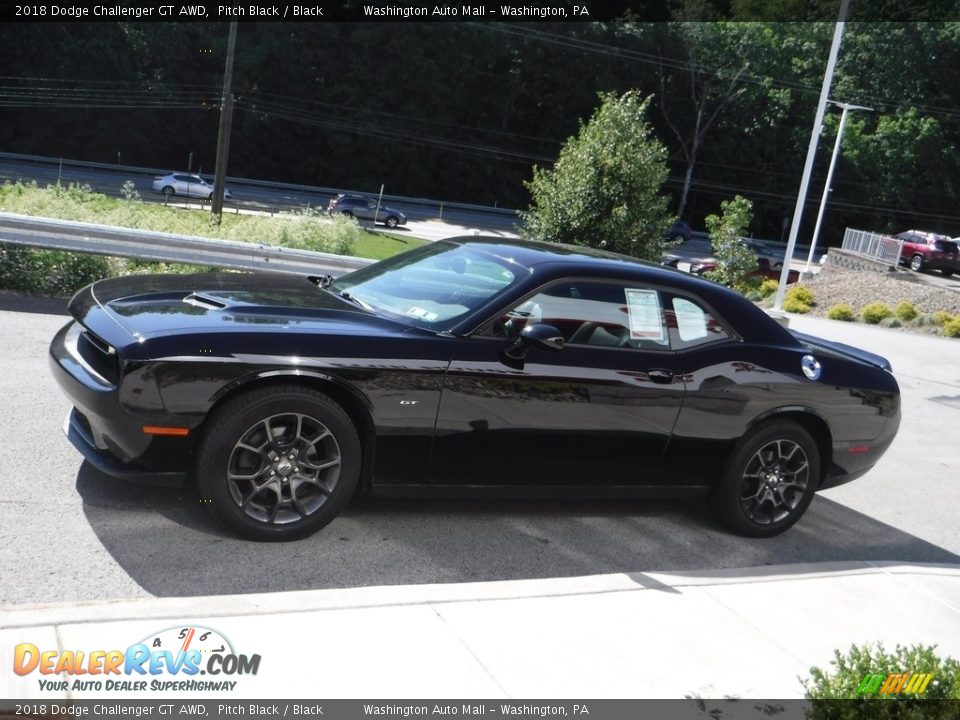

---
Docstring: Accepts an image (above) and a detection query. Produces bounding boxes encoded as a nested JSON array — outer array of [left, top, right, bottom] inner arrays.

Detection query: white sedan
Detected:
[[151, 172, 232, 201]]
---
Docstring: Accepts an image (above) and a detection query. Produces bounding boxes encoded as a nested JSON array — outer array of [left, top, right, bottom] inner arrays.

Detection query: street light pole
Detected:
[[804, 101, 873, 271], [773, 0, 849, 312]]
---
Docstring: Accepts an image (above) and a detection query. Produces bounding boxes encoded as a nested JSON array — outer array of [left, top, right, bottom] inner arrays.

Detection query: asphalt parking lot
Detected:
[[0, 293, 957, 607]]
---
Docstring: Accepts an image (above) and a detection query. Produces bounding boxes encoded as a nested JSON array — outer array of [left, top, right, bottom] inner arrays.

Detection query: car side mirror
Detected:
[[521, 323, 565, 352], [502, 323, 564, 367]]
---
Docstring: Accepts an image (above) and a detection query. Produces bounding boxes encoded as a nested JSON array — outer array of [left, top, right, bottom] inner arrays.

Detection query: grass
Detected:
[[0, 181, 426, 296]]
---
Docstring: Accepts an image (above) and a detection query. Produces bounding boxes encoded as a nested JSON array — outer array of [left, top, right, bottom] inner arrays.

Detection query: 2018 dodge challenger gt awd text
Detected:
[[49, 238, 901, 541]]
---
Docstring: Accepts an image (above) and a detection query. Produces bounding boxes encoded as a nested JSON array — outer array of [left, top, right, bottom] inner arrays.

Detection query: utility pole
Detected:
[[773, 0, 849, 312], [805, 101, 873, 271], [211, 20, 238, 222]]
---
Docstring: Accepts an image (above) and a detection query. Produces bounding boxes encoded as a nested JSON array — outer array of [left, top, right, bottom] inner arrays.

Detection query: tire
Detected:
[[162, 186, 174, 197], [207, 191, 214, 201], [195, 385, 361, 541], [711, 419, 820, 538], [385, 216, 399, 229], [942, 270, 954, 278], [910, 255, 925, 272], [341, 210, 353, 219]]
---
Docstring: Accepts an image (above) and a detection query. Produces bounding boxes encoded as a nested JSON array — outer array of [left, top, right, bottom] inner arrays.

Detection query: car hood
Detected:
[[789, 330, 893, 371], [69, 272, 412, 344]]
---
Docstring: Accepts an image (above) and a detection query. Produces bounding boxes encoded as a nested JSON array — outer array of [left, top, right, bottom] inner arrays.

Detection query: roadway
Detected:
[[0, 294, 957, 607], [0, 155, 521, 238]]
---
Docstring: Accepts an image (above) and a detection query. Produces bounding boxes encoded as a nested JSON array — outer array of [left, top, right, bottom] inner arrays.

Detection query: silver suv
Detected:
[[327, 193, 407, 228]]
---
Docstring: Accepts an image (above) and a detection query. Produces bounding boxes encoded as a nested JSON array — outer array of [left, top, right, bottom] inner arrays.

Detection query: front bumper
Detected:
[[50, 320, 188, 485]]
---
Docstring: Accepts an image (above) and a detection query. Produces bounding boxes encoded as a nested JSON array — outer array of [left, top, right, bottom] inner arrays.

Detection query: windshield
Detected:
[[331, 241, 526, 329]]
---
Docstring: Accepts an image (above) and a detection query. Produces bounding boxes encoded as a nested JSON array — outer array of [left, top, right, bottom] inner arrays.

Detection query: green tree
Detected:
[[704, 195, 756, 288], [521, 90, 673, 260]]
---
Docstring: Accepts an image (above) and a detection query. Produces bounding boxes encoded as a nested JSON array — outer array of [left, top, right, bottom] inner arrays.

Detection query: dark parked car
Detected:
[[327, 193, 406, 228], [895, 230, 960, 276], [50, 239, 900, 541]]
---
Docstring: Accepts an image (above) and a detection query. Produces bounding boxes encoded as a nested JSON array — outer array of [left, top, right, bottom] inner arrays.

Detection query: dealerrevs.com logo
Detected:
[[14, 626, 261, 693]]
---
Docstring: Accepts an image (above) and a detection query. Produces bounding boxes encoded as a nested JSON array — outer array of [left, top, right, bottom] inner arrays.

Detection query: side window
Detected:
[[665, 295, 729, 349], [493, 282, 669, 351]]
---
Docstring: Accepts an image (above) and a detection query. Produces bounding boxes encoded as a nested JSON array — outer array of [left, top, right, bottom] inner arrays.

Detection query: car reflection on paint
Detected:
[[49, 238, 900, 541]]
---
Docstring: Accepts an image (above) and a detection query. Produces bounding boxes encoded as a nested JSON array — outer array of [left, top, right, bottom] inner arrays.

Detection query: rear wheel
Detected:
[[195, 385, 361, 541], [341, 210, 353, 219], [385, 216, 399, 229], [942, 270, 954, 278], [910, 255, 925, 272], [712, 420, 820, 537]]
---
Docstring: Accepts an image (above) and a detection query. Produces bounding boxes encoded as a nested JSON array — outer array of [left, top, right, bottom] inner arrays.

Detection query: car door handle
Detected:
[[647, 368, 675, 384]]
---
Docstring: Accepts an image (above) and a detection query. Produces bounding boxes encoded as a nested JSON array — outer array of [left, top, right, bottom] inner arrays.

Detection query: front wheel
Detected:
[[910, 255, 925, 272], [712, 420, 820, 537], [195, 385, 361, 541], [384, 216, 399, 228], [942, 270, 954, 278], [162, 186, 174, 197]]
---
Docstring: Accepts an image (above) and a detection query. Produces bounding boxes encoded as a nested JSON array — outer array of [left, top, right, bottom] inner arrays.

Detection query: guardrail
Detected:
[[0, 212, 374, 277], [841, 228, 903, 267]]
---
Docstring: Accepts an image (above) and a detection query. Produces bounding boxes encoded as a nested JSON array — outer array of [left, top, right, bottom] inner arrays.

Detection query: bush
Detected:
[[944, 318, 960, 338], [786, 285, 815, 306], [894, 301, 918, 321], [783, 296, 811, 313], [826, 303, 855, 321], [0, 244, 112, 295], [932, 310, 955, 326], [804, 643, 960, 710], [758, 278, 779, 298], [705, 196, 757, 287], [782, 285, 814, 314], [861, 303, 893, 324], [879, 317, 902, 328]]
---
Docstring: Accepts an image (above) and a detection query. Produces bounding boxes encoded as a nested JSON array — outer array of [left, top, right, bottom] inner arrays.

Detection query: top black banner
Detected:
[[2, 0, 960, 23]]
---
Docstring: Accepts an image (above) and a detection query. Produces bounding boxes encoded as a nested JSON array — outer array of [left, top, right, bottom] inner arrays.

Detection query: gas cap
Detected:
[[801, 354, 821, 381]]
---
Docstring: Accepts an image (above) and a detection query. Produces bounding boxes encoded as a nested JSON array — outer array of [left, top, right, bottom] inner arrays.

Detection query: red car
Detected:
[[895, 230, 960, 276]]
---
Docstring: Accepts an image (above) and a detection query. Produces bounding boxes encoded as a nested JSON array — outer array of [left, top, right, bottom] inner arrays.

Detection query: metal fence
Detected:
[[0, 212, 373, 277], [841, 228, 903, 266]]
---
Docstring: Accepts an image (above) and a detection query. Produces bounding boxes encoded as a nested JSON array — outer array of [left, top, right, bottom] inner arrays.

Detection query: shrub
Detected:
[[879, 317, 902, 328], [932, 310, 955, 327], [0, 244, 112, 295], [944, 318, 960, 338], [894, 301, 918, 321], [826, 303, 855, 321], [758, 278, 779, 298], [786, 285, 815, 306], [861, 303, 893, 324], [783, 296, 811, 313], [781, 285, 814, 314], [804, 643, 960, 706], [705, 195, 757, 287]]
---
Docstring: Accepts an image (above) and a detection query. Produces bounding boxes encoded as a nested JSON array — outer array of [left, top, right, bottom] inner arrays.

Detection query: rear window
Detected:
[[934, 240, 958, 253]]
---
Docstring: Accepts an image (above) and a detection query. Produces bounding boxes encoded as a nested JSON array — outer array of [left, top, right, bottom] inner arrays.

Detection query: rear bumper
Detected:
[[821, 405, 901, 490]]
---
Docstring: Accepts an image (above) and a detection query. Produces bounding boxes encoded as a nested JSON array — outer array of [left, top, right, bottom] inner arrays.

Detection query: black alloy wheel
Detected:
[[195, 385, 361, 541], [712, 420, 820, 537]]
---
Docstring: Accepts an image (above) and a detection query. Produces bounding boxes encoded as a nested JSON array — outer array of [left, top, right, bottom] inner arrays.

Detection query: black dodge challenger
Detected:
[[50, 238, 901, 541]]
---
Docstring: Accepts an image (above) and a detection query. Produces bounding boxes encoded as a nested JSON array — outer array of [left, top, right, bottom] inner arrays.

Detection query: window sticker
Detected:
[[673, 297, 707, 341], [624, 289, 665, 341]]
